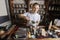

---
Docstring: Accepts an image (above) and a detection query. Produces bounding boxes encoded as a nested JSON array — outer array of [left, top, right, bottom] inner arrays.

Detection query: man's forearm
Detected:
[[18, 14, 30, 21]]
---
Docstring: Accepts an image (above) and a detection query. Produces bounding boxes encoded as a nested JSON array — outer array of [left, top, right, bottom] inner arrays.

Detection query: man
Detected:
[[18, 3, 41, 38], [18, 3, 47, 38], [19, 3, 41, 27]]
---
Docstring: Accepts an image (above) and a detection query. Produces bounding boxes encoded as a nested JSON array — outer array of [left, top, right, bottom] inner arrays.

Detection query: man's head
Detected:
[[32, 3, 39, 13]]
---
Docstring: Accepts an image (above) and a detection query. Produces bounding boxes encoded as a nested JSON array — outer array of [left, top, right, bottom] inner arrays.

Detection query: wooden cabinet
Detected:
[[9, 0, 28, 24], [45, 0, 60, 25], [45, 0, 60, 19]]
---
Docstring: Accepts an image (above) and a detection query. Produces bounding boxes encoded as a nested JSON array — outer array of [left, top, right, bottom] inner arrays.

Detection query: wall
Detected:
[[0, 0, 11, 26], [0, 0, 7, 16]]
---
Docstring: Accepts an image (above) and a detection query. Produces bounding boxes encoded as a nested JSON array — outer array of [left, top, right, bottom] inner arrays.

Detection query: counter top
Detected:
[[26, 38, 60, 40]]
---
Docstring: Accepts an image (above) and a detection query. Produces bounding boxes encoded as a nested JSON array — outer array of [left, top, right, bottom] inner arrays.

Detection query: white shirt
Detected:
[[24, 12, 41, 26], [54, 19, 60, 26]]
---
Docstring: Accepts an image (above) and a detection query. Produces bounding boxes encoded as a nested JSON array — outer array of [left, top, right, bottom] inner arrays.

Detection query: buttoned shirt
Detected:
[[24, 12, 41, 27]]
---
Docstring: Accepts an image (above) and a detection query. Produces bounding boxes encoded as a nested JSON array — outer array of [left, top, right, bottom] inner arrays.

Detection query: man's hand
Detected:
[[31, 21, 35, 24], [18, 14, 30, 21], [25, 17, 30, 22], [0, 30, 5, 36]]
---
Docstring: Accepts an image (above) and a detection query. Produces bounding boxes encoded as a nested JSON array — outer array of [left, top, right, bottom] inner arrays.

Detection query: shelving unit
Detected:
[[9, 0, 45, 25], [48, 0, 60, 20], [9, 0, 28, 24], [44, 0, 60, 29], [11, 0, 27, 14]]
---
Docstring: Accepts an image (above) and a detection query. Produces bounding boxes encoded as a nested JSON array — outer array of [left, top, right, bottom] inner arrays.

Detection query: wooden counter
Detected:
[[26, 38, 60, 40]]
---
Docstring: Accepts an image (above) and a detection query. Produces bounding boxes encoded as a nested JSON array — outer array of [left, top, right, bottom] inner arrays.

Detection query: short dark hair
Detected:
[[33, 3, 39, 7]]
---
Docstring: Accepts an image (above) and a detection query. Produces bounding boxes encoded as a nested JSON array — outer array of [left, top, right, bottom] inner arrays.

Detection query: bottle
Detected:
[[19, 4, 21, 8], [27, 32, 31, 38], [16, 4, 19, 8], [24, 4, 27, 8], [49, 6, 51, 11], [23, 10, 26, 13], [52, 6, 54, 11], [30, 26, 34, 35], [20, 10, 22, 14], [15, 35, 18, 38]]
